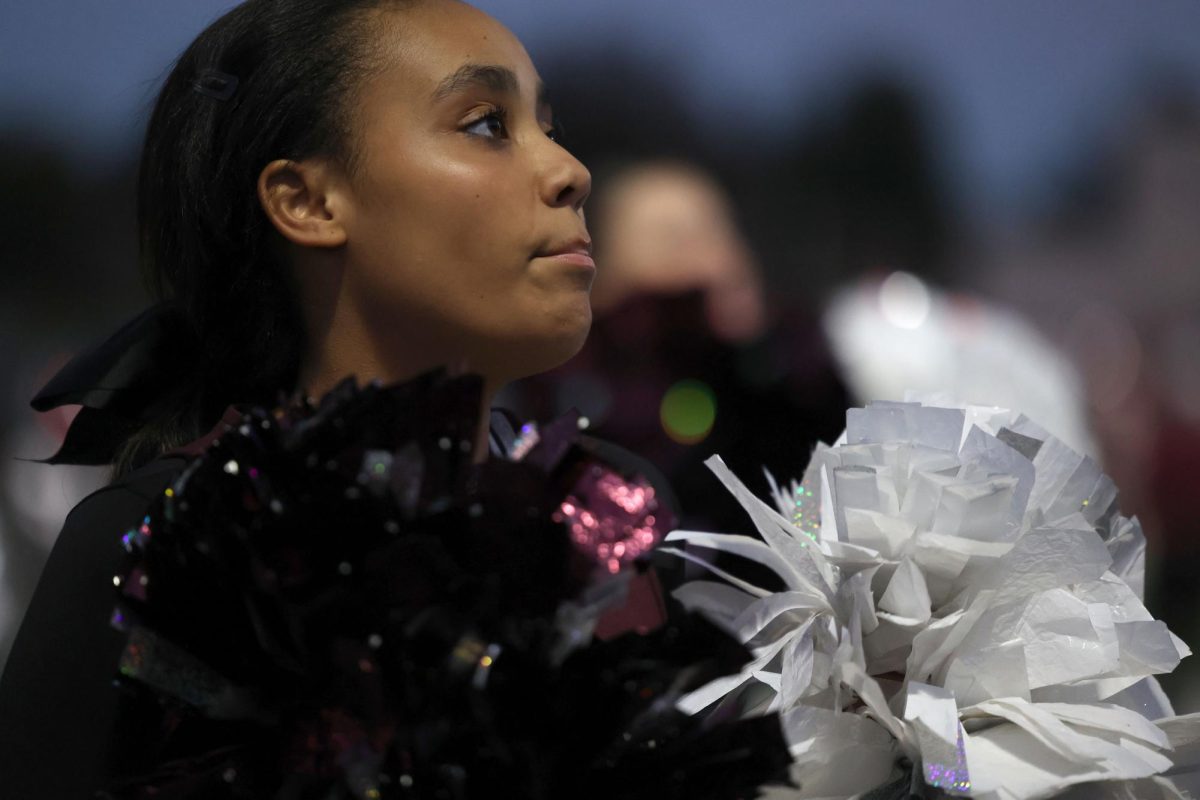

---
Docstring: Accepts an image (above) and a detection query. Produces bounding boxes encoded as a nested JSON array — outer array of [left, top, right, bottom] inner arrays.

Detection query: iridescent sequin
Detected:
[[791, 482, 820, 542], [923, 725, 971, 795], [509, 422, 541, 461]]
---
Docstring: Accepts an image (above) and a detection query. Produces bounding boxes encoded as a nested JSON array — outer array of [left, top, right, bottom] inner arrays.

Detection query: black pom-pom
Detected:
[[104, 370, 791, 798]]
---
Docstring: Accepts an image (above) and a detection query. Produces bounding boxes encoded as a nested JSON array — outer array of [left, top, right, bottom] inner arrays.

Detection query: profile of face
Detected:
[[264, 0, 593, 392]]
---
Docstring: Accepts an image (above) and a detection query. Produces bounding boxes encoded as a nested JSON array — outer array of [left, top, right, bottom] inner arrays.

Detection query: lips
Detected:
[[535, 238, 595, 269]]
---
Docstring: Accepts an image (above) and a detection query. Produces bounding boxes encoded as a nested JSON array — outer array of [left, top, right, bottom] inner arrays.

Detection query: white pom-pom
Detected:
[[669, 400, 1200, 799]]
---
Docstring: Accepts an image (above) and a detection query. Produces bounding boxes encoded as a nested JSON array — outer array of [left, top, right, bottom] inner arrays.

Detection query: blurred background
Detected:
[[2, 1, 1198, 706]]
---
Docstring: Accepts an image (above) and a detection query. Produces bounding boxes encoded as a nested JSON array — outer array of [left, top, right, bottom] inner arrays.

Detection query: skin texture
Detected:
[[258, 0, 592, 455]]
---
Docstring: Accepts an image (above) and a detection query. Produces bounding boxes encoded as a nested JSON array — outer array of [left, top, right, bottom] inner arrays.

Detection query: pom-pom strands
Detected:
[[667, 400, 1200, 799], [105, 372, 791, 799]]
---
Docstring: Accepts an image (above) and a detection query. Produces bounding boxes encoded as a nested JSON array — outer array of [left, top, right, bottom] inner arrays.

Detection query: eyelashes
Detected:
[[460, 105, 565, 144], [462, 106, 508, 139]]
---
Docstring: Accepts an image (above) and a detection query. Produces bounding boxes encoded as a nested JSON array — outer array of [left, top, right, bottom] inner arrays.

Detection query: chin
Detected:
[[501, 307, 592, 381], [549, 316, 592, 368]]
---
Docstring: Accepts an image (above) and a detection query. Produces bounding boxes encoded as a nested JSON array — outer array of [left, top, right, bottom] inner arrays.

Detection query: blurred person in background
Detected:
[[505, 149, 1095, 536], [504, 160, 853, 533]]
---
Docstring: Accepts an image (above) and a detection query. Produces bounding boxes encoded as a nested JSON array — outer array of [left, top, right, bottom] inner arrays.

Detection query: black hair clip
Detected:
[[191, 69, 239, 101]]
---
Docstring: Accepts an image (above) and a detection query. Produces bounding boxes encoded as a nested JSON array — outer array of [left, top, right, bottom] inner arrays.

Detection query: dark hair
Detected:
[[118, 0, 414, 475]]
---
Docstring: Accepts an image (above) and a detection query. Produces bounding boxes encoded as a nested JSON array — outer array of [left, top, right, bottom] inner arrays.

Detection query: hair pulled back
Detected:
[[121, 0, 414, 474]]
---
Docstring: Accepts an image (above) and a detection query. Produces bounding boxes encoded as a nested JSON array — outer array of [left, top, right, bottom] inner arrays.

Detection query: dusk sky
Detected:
[[3, 1, 1199, 218]]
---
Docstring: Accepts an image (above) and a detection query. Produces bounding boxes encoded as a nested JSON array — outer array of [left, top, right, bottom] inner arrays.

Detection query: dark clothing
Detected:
[[0, 456, 186, 797], [0, 411, 676, 797]]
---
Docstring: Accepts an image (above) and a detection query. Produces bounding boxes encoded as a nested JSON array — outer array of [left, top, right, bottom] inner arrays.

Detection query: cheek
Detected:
[[395, 158, 526, 270], [348, 157, 531, 319]]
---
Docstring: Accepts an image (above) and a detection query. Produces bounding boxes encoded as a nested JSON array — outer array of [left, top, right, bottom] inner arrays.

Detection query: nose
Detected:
[[540, 141, 592, 211]]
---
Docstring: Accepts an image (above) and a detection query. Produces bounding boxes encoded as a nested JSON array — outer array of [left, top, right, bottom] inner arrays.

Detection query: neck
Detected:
[[292, 252, 506, 463], [298, 309, 502, 465]]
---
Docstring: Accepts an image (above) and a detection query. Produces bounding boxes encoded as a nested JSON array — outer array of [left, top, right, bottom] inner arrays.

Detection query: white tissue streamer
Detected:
[[667, 400, 1200, 799]]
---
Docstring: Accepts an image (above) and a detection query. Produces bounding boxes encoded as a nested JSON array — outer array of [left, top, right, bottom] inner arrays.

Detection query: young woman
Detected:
[[0, 0, 601, 793]]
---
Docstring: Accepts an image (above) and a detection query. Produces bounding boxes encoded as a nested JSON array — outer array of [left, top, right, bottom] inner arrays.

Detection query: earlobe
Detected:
[[257, 159, 348, 248]]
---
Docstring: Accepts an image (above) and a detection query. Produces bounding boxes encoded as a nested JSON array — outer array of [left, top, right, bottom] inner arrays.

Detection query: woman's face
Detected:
[[337, 0, 593, 384]]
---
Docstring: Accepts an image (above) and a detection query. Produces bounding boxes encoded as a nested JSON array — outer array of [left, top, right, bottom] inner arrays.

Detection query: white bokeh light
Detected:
[[878, 270, 932, 329]]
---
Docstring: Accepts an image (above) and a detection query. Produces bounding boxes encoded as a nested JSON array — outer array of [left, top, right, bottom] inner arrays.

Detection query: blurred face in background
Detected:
[[590, 163, 765, 343]]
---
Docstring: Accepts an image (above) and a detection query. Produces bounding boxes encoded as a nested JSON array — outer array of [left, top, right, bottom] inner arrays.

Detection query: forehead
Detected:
[[367, 1, 541, 101], [609, 168, 725, 218]]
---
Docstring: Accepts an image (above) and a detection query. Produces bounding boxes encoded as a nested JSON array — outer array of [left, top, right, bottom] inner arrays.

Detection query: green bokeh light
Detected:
[[660, 380, 717, 444]]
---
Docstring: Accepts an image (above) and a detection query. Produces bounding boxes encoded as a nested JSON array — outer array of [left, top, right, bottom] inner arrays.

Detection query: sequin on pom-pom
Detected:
[[923, 725, 971, 794], [509, 422, 541, 461], [555, 467, 671, 574], [791, 483, 819, 542]]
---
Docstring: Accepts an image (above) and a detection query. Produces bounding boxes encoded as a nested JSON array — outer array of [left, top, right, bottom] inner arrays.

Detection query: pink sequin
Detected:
[[553, 468, 672, 574]]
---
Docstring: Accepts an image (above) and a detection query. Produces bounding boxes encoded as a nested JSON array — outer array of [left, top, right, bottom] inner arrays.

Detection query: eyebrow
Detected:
[[432, 63, 551, 109]]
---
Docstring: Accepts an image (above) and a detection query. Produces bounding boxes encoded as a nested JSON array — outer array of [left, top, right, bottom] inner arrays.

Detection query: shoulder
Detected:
[[45, 455, 188, 568], [13, 454, 188, 652], [0, 455, 188, 796], [71, 455, 188, 521]]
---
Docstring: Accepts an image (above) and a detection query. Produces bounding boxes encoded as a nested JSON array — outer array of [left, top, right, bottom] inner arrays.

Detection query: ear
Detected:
[[257, 158, 348, 248]]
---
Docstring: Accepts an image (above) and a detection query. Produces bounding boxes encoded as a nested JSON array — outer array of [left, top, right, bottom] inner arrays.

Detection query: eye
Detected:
[[545, 118, 566, 144], [462, 108, 508, 140]]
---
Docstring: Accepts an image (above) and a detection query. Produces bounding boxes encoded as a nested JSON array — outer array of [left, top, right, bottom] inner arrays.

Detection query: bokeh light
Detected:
[[878, 270, 932, 330], [659, 380, 717, 445]]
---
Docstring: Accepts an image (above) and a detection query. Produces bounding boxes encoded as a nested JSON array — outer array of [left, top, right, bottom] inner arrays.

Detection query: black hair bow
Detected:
[[30, 304, 193, 465]]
